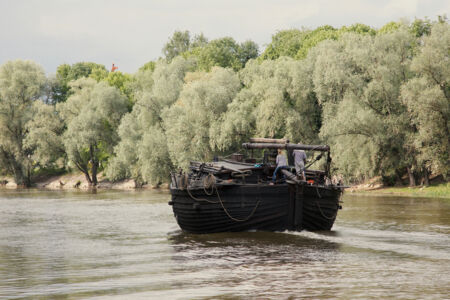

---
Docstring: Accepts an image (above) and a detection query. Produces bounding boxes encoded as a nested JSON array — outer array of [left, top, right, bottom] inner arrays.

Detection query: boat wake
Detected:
[[283, 225, 450, 261]]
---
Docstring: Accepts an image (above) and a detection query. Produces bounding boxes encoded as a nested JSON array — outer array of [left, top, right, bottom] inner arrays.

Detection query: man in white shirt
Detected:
[[293, 149, 307, 180], [270, 149, 289, 184]]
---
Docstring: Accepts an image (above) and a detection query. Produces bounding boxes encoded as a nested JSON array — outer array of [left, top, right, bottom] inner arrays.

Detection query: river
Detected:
[[0, 189, 449, 299]]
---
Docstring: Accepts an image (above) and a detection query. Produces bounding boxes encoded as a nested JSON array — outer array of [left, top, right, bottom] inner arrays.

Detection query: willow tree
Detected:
[[103, 71, 133, 103], [163, 67, 241, 169], [259, 24, 375, 61], [162, 30, 209, 61], [58, 78, 128, 186], [259, 29, 306, 60], [210, 57, 321, 153], [53, 62, 107, 103], [0, 60, 46, 186], [24, 101, 65, 169], [401, 22, 450, 179], [209, 88, 258, 152], [316, 29, 418, 184], [186, 37, 259, 71], [106, 57, 195, 185]]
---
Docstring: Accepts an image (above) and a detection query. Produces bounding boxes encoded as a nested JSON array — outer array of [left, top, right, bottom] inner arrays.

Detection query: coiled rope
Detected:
[[202, 173, 216, 196], [182, 173, 219, 203]]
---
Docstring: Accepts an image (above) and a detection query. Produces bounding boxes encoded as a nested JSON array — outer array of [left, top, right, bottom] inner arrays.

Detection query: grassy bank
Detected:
[[351, 182, 450, 199]]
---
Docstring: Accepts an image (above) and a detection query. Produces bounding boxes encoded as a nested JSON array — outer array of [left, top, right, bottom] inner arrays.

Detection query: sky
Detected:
[[0, 0, 448, 74]]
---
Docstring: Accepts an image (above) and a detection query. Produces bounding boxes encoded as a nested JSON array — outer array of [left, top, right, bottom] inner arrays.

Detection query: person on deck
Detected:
[[293, 149, 307, 181], [270, 149, 289, 185]]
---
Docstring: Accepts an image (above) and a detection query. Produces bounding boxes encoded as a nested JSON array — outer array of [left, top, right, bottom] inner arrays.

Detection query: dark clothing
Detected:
[[272, 165, 289, 182]]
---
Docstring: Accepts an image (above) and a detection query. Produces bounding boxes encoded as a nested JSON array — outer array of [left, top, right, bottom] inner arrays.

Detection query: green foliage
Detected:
[[260, 24, 376, 61], [163, 30, 191, 61], [58, 78, 128, 185], [139, 61, 156, 72], [89, 67, 109, 82], [259, 29, 306, 60], [191, 33, 208, 48], [1, 18, 449, 187], [139, 125, 173, 184], [53, 62, 107, 103], [193, 37, 258, 71], [401, 23, 450, 177], [378, 21, 402, 34], [106, 57, 194, 184], [378, 17, 442, 38], [163, 31, 210, 62], [24, 101, 65, 168], [244, 58, 320, 141], [316, 29, 418, 181], [340, 23, 377, 35], [211, 57, 321, 153], [126, 68, 154, 106], [163, 67, 241, 168], [409, 18, 432, 37], [0, 60, 46, 186], [238, 40, 259, 66], [361, 182, 450, 198], [104, 71, 133, 103], [297, 25, 377, 60], [210, 88, 257, 151], [295, 26, 340, 59]]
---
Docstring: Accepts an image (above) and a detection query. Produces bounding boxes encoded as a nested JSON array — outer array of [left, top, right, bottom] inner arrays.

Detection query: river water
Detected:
[[0, 189, 448, 299]]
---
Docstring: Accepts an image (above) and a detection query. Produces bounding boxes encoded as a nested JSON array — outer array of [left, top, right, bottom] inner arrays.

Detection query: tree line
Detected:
[[0, 17, 448, 187]]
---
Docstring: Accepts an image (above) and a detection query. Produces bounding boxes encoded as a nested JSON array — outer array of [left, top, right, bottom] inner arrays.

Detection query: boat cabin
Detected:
[[178, 138, 333, 187]]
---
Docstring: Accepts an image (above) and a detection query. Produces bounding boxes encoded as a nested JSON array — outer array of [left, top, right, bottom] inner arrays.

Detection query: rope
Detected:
[[314, 186, 338, 220], [183, 173, 218, 203], [215, 185, 260, 222], [186, 186, 219, 204], [315, 186, 322, 198], [182, 172, 259, 222], [305, 154, 323, 169], [203, 173, 216, 196]]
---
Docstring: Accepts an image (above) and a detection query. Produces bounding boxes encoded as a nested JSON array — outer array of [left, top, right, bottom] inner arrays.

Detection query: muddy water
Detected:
[[0, 189, 448, 299]]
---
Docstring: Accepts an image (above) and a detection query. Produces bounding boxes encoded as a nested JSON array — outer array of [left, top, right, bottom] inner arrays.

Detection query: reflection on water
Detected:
[[0, 190, 449, 299]]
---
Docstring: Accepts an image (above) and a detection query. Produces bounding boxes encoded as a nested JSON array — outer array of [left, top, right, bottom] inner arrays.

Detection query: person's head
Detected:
[[278, 149, 283, 154]]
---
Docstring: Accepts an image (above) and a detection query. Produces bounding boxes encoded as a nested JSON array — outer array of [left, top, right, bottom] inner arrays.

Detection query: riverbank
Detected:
[[348, 182, 450, 199], [1, 173, 448, 198], [0, 173, 168, 190]]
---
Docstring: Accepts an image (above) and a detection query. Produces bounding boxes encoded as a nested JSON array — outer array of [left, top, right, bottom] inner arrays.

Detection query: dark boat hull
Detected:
[[169, 183, 342, 234]]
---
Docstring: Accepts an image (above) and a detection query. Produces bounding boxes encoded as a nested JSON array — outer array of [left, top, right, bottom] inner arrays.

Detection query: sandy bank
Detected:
[[0, 173, 168, 190]]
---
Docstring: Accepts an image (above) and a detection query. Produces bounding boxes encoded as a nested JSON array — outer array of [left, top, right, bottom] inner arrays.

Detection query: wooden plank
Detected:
[[242, 142, 330, 152], [249, 137, 289, 144]]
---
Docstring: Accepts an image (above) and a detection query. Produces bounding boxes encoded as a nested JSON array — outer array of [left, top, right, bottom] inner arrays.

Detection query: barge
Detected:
[[169, 138, 344, 234]]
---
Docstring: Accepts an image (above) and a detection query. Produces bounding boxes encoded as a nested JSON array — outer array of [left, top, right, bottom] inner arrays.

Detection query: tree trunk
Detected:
[[395, 169, 405, 185], [84, 172, 92, 185], [406, 166, 415, 187], [91, 160, 98, 186], [11, 161, 31, 187], [89, 145, 98, 186], [423, 167, 430, 186], [25, 167, 32, 188]]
